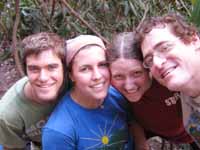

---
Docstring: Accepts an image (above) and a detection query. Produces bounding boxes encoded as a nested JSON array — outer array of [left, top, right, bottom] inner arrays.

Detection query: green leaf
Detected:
[[191, 0, 197, 5], [190, 0, 200, 27], [0, 2, 4, 11]]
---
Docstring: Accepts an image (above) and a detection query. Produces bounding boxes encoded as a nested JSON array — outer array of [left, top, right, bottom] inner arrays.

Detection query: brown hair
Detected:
[[136, 13, 198, 45], [66, 35, 106, 72], [20, 32, 66, 74], [107, 32, 143, 63]]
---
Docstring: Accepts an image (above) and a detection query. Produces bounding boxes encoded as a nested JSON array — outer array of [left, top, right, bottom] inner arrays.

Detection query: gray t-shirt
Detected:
[[0, 77, 56, 149]]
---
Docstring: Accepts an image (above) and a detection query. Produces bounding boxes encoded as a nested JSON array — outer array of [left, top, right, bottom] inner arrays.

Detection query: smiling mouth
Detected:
[[126, 88, 138, 94], [161, 66, 176, 79], [36, 83, 55, 88], [91, 82, 105, 89]]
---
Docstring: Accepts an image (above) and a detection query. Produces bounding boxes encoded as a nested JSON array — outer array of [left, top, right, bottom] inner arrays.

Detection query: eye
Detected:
[[99, 62, 108, 68], [113, 74, 124, 80], [48, 64, 59, 71], [27, 66, 40, 73], [158, 43, 173, 53], [79, 66, 90, 72], [133, 70, 143, 77]]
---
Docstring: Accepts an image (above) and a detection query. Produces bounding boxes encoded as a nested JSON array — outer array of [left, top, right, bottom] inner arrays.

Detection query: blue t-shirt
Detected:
[[42, 86, 132, 150]]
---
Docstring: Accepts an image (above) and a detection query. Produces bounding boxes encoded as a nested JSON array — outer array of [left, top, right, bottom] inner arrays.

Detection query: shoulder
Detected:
[[106, 86, 129, 109], [0, 78, 28, 125], [42, 127, 76, 149], [108, 86, 124, 100], [0, 77, 28, 102], [44, 92, 76, 135]]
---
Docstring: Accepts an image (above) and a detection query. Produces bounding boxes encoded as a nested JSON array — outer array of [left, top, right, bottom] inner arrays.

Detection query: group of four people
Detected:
[[0, 12, 200, 149]]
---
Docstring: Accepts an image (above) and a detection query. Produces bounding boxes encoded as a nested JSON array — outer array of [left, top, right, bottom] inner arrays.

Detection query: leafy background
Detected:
[[12, 0, 198, 75], [0, 0, 200, 149]]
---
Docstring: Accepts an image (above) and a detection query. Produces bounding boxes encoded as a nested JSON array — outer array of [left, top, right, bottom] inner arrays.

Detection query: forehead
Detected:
[[26, 50, 60, 64], [110, 58, 143, 72], [141, 26, 178, 54], [73, 46, 106, 64]]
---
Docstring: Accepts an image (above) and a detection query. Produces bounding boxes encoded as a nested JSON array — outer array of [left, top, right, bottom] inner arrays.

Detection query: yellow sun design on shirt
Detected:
[[80, 114, 127, 150], [101, 136, 109, 145]]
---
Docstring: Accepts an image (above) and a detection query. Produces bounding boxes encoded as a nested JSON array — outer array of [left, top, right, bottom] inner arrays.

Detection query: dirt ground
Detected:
[[0, 56, 193, 150]]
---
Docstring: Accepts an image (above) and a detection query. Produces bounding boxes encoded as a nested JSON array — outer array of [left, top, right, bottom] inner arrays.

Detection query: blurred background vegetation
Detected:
[[0, 0, 199, 75]]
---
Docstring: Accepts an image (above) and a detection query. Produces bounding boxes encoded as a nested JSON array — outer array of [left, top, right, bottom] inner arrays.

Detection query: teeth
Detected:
[[126, 88, 138, 93], [162, 67, 175, 78], [37, 84, 53, 88], [92, 83, 104, 88]]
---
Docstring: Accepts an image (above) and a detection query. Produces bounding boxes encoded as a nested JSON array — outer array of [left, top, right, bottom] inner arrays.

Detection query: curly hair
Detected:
[[20, 32, 66, 74], [136, 13, 198, 45]]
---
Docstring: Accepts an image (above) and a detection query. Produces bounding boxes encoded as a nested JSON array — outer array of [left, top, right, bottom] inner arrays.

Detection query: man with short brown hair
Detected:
[[0, 32, 67, 150]]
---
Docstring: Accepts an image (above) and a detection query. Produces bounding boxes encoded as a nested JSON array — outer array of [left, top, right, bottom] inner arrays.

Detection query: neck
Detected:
[[181, 75, 200, 98], [70, 88, 103, 109]]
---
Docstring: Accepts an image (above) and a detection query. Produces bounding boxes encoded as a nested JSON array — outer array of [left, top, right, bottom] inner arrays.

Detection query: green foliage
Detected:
[[190, 0, 200, 29], [60, 0, 192, 40], [0, 0, 194, 44], [0, 0, 15, 40]]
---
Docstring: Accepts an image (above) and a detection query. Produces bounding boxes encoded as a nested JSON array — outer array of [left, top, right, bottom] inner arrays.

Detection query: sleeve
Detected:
[[42, 128, 76, 150], [0, 118, 27, 149]]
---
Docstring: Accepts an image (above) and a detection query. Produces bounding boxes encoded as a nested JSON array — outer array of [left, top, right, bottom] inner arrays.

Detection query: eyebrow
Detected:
[[143, 41, 168, 60], [153, 41, 168, 50]]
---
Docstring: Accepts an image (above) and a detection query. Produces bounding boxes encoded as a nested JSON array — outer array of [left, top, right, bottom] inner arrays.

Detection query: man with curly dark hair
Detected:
[[136, 13, 200, 148]]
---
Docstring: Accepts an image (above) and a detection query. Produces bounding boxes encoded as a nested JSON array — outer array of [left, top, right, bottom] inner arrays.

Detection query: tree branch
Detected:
[[50, 0, 56, 21], [61, 0, 110, 45], [135, 5, 149, 31], [12, 0, 24, 76]]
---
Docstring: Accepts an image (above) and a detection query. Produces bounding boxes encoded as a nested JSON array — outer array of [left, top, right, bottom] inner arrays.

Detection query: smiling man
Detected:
[[0, 32, 67, 150], [136, 13, 200, 148]]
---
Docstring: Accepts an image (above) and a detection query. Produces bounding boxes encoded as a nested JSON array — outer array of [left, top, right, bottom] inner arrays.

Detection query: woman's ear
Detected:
[[69, 72, 75, 82]]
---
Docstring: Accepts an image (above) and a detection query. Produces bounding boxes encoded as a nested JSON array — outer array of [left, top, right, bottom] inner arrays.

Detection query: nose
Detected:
[[92, 68, 102, 80], [124, 77, 137, 91], [38, 69, 49, 82], [153, 55, 167, 69]]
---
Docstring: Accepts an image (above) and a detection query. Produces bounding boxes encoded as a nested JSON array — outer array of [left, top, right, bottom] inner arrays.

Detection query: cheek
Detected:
[[150, 67, 160, 79], [73, 74, 90, 86], [56, 74, 64, 84], [136, 76, 150, 89], [111, 79, 123, 90], [102, 69, 110, 79], [27, 73, 38, 81]]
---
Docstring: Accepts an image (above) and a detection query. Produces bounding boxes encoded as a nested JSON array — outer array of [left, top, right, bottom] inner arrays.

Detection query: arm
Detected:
[[129, 122, 149, 150], [42, 128, 76, 150], [0, 119, 27, 149]]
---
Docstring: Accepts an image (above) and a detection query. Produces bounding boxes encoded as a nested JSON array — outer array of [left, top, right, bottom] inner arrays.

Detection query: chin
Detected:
[[126, 94, 142, 103], [165, 80, 184, 92], [130, 99, 141, 103], [94, 93, 107, 101], [38, 94, 57, 102]]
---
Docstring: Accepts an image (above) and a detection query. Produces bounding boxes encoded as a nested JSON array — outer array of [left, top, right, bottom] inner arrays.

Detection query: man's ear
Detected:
[[193, 34, 200, 47]]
